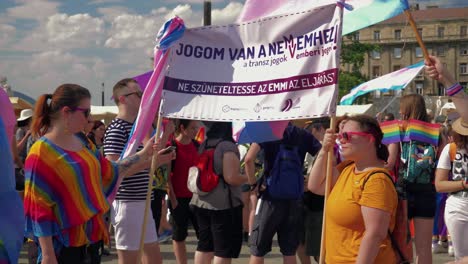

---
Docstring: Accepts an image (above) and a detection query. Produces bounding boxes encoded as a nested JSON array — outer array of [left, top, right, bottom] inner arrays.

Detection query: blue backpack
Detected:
[[265, 143, 303, 200]]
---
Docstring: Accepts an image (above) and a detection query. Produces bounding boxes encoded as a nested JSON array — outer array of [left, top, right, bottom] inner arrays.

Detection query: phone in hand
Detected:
[[162, 146, 176, 154]]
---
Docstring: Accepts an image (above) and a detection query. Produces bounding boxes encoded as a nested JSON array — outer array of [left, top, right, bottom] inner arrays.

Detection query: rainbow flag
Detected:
[[404, 119, 440, 146], [380, 120, 403, 145]]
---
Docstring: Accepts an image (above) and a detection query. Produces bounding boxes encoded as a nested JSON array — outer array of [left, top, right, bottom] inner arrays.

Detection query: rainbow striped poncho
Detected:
[[24, 137, 118, 251]]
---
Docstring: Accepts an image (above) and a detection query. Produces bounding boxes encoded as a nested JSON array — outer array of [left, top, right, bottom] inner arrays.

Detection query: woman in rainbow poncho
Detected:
[[24, 84, 173, 264]]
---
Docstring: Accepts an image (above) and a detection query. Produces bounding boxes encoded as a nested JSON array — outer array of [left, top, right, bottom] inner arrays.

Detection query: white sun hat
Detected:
[[17, 109, 33, 122]]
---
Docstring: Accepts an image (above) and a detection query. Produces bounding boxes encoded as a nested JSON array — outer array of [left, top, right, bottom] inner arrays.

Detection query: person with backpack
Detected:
[[309, 115, 398, 263], [190, 121, 247, 264], [395, 94, 437, 264], [166, 118, 201, 264], [434, 117, 468, 261], [246, 122, 321, 264]]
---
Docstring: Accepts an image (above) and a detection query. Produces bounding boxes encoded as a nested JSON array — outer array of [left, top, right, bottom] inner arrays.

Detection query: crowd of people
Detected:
[[1, 52, 467, 264]]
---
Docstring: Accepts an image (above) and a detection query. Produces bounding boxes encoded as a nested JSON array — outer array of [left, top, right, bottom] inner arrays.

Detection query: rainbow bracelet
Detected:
[[446, 83, 463, 96]]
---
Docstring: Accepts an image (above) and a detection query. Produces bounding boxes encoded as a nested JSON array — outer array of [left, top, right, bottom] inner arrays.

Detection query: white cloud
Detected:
[[104, 4, 203, 50], [212, 2, 243, 25], [89, 0, 124, 4], [104, 14, 160, 49], [0, 50, 113, 104], [46, 13, 105, 47], [0, 24, 16, 48], [6, 0, 61, 22], [97, 6, 132, 21], [2, 1, 247, 106], [163, 4, 200, 27]]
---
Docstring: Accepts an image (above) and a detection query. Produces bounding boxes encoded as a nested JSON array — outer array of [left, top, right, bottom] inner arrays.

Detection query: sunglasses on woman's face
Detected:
[[337, 131, 374, 142], [72, 107, 91, 118]]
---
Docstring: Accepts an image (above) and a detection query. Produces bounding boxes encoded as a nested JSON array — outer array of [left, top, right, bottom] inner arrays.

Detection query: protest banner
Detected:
[[161, 3, 342, 121]]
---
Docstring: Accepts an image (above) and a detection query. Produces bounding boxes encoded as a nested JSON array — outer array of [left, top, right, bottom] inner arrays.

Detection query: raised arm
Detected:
[[425, 55, 467, 119], [308, 128, 339, 195]]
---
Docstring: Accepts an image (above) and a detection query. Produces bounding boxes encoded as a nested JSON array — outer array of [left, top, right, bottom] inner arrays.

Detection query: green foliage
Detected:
[[338, 39, 380, 103], [340, 41, 380, 72]]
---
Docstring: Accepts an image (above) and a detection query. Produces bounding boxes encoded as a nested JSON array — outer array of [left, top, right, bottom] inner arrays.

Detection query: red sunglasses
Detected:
[[337, 131, 374, 142]]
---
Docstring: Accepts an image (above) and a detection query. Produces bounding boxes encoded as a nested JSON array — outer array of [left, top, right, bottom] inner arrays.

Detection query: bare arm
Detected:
[[11, 136, 23, 168], [308, 128, 339, 195], [223, 152, 247, 186], [356, 206, 391, 264], [435, 168, 467, 193], [106, 140, 174, 179], [244, 143, 260, 185], [425, 55, 467, 119], [16, 130, 31, 153], [384, 143, 399, 172], [38, 236, 57, 264]]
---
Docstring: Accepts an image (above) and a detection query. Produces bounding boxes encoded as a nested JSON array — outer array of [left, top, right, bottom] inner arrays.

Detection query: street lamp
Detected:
[[101, 82, 105, 106], [204, 1, 211, 26]]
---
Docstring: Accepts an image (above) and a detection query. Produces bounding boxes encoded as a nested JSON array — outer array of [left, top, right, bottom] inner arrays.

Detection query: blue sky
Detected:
[[0, 0, 466, 106]]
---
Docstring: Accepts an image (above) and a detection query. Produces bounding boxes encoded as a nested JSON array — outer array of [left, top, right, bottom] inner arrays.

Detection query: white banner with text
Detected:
[[162, 3, 342, 121]]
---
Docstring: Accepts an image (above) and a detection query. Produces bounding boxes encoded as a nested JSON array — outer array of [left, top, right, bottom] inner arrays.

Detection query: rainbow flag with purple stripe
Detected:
[[380, 120, 403, 145], [404, 119, 440, 146]]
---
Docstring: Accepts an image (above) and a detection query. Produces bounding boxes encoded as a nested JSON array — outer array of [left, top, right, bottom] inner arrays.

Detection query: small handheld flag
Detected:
[[380, 120, 403, 145], [404, 119, 440, 146]]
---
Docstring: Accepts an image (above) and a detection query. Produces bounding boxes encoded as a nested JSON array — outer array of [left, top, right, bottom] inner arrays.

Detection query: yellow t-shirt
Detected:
[[325, 162, 397, 264]]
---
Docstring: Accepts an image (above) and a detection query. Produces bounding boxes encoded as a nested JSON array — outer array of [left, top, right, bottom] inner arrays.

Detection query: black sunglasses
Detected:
[[122, 91, 143, 98]]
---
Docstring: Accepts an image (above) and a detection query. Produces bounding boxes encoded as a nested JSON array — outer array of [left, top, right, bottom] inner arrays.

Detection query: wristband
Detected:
[[446, 83, 463, 96], [249, 183, 257, 191]]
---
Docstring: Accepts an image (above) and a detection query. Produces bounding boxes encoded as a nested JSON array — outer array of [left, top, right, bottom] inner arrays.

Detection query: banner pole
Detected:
[[319, 115, 336, 264], [404, 10, 430, 62], [137, 99, 165, 261]]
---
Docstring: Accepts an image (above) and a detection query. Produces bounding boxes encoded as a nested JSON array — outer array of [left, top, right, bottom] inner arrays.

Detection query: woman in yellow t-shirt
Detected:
[[308, 115, 398, 263]]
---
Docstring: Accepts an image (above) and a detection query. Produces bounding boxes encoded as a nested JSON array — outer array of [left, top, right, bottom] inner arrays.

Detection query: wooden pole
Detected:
[[319, 116, 336, 264], [137, 100, 165, 261], [404, 10, 430, 62]]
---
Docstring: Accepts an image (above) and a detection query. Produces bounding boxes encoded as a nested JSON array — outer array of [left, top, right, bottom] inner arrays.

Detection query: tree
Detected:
[[338, 39, 380, 104]]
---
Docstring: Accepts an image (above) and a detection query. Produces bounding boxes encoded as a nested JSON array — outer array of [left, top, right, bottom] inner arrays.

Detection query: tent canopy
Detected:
[[91, 106, 118, 124]]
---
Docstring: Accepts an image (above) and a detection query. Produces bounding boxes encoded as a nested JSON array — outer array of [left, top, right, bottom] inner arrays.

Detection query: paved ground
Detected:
[[18, 230, 454, 264]]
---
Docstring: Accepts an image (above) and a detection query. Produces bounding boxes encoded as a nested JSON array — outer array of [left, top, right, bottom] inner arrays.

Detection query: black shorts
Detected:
[[193, 205, 243, 258], [150, 189, 166, 232], [168, 197, 199, 241], [406, 183, 436, 219], [249, 198, 301, 257]]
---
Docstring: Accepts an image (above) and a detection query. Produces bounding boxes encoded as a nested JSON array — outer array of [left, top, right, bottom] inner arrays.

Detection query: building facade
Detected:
[[343, 7, 468, 97]]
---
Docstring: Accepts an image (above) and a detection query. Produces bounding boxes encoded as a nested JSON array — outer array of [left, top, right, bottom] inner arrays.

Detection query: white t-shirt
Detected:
[[437, 144, 468, 183]]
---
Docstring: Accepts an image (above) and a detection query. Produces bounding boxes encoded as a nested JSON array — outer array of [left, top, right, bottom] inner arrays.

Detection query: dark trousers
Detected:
[[151, 189, 167, 233]]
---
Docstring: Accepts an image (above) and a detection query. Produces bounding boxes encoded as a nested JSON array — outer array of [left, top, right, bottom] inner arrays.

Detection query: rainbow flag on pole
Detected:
[[404, 119, 440, 145], [380, 120, 403, 145]]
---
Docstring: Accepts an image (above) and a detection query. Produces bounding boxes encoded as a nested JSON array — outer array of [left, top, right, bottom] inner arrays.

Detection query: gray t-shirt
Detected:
[[190, 139, 243, 210]]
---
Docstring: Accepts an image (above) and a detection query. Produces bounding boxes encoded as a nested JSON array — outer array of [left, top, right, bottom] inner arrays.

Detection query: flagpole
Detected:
[[404, 10, 430, 62], [379, 94, 400, 114], [137, 99, 165, 261], [319, 116, 336, 264]]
